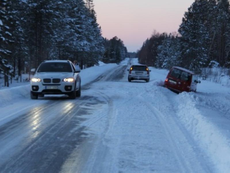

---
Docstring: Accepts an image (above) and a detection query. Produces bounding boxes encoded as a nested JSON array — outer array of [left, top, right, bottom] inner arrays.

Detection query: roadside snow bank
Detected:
[[81, 64, 118, 86], [176, 92, 230, 172], [0, 85, 30, 106], [198, 80, 230, 94]]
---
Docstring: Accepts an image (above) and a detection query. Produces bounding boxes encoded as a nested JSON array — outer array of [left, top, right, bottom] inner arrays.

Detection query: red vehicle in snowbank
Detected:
[[164, 66, 200, 93]]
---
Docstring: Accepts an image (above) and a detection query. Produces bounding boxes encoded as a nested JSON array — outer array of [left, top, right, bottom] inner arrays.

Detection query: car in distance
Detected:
[[164, 66, 200, 93], [127, 65, 151, 82], [30, 60, 81, 99]]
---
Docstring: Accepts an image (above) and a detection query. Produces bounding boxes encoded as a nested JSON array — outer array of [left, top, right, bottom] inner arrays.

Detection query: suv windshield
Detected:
[[37, 62, 72, 72]]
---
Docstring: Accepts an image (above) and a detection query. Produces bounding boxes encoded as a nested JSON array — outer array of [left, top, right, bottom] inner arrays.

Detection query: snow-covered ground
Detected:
[[1, 58, 230, 172]]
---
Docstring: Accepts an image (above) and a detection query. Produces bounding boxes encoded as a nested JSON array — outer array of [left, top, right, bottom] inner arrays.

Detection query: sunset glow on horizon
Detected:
[[94, 0, 195, 52]]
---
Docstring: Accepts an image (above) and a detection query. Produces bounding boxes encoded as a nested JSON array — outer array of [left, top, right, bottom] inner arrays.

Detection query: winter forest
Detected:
[[0, 0, 127, 86], [1, 0, 230, 87], [138, 0, 230, 74]]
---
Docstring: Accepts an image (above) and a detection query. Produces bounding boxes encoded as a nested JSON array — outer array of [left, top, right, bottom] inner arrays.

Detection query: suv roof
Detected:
[[43, 60, 70, 63], [172, 66, 194, 75], [131, 64, 147, 67]]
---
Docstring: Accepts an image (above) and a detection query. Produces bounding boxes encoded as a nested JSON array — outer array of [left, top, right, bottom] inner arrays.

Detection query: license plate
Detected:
[[169, 80, 177, 84], [135, 72, 143, 75], [45, 86, 58, 89]]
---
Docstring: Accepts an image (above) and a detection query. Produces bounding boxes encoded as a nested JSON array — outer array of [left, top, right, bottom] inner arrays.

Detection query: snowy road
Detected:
[[77, 75, 212, 173], [0, 59, 230, 172]]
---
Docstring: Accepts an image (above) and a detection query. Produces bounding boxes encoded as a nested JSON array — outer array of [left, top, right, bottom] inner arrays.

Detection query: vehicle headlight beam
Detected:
[[63, 78, 75, 83], [31, 78, 41, 82]]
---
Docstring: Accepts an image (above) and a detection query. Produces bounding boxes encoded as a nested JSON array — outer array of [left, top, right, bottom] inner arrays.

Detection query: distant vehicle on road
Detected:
[[127, 65, 151, 82], [30, 60, 81, 99], [164, 66, 200, 93]]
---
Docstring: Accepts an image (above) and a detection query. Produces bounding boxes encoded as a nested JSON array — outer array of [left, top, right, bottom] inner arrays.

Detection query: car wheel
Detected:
[[69, 91, 76, 99], [146, 79, 149, 82], [128, 78, 131, 82], [30, 92, 38, 99], [76, 86, 81, 97]]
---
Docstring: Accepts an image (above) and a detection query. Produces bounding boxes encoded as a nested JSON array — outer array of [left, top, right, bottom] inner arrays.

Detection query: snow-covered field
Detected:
[[1, 58, 230, 172]]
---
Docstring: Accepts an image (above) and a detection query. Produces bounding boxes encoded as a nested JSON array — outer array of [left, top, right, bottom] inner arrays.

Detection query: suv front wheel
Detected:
[[76, 86, 81, 97], [30, 92, 38, 99], [69, 90, 76, 99]]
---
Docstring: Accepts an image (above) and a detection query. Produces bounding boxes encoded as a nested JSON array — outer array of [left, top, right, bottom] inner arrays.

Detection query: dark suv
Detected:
[[30, 60, 81, 99], [127, 65, 151, 82]]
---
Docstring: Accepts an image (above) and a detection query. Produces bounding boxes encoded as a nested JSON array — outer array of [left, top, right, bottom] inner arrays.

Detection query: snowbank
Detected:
[[176, 92, 230, 172], [0, 85, 30, 106]]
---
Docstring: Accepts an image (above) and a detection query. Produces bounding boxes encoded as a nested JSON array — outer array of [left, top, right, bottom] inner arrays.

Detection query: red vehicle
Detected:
[[164, 66, 200, 93]]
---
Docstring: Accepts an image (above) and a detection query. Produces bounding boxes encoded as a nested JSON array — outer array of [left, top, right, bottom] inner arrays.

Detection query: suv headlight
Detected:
[[31, 78, 41, 82], [63, 78, 75, 82]]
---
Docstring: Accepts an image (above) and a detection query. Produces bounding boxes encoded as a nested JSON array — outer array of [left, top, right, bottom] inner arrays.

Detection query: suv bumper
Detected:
[[31, 82, 75, 95], [128, 74, 150, 80]]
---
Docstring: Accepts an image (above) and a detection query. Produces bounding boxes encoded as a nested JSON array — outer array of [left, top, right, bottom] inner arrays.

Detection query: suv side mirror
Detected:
[[194, 80, 201, 83]]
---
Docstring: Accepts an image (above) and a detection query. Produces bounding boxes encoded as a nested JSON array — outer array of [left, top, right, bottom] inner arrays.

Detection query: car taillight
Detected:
[[165, 78, 168, 82]]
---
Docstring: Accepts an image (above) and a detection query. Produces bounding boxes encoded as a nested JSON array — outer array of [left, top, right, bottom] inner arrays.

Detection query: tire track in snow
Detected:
[[138, 94, 208, 173]]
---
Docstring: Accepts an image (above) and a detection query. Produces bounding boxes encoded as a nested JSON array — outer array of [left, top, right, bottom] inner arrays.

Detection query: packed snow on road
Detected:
[[0, 58, 230, 173]]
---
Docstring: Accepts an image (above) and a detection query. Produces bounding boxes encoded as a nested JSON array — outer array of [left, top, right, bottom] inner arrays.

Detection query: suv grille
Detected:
[[43, 79, 51, 83], [53, 78, 60, 83], [43, 78, 61, 84]]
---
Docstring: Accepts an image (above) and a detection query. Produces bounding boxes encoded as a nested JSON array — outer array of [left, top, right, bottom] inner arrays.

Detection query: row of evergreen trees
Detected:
[[138, 0, 230, 73], [102, 36, 127, 64], [0, 0, 127, 86]]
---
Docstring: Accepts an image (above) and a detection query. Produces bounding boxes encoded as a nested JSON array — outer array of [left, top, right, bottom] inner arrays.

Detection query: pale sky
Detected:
[[94, 0, 195, 52]]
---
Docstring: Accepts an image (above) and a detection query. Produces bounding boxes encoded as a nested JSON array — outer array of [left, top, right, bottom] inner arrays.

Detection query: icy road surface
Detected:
[[0, 59, 230, 172]]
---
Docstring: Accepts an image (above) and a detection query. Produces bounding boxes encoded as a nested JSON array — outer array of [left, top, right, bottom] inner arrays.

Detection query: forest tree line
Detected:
[[138, 0, 230, 73], [0, 0, 127, 86]]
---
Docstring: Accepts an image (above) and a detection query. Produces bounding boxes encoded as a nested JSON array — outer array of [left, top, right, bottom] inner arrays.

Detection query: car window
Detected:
[[180, 71, 190, 81], [37, 62, 72, 72], [170, 68, 181, 78], [132, 66, 147, 71]]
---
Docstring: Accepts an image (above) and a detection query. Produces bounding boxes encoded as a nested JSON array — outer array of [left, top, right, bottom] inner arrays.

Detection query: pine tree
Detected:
[[138, 32, 167, 66], [6, 0, 28, 81], [215, 0, 230, 66], [0, 0, 14, 86], [1, 0, 107, 74], [52, 0, 105, 67], [103, 36, 127, 64], [205, 0, 218, 64], [179, 0, 211, 72], [24, 0, 61, 68], [156, 34, 181, 69]]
